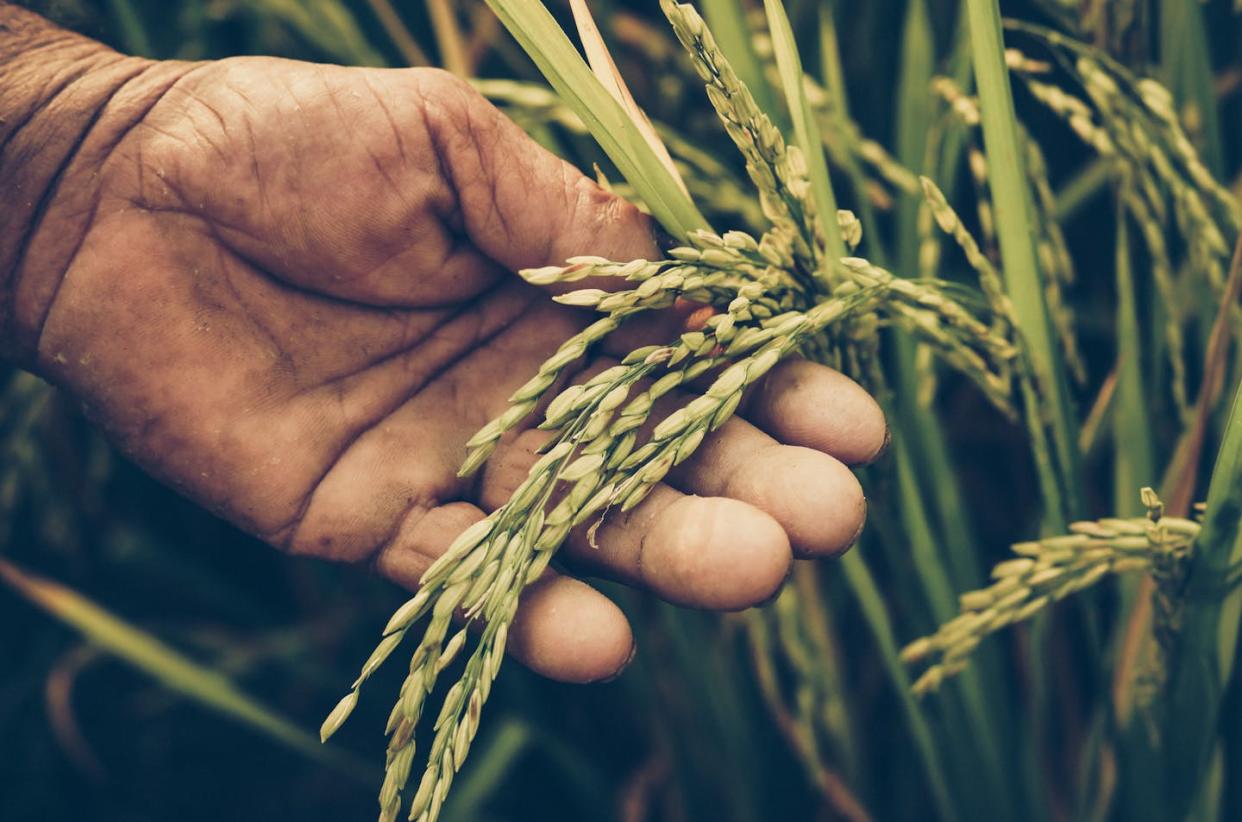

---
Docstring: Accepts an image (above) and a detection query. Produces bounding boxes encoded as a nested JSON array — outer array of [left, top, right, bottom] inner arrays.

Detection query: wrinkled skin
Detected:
[[21, 57, 886, 682]]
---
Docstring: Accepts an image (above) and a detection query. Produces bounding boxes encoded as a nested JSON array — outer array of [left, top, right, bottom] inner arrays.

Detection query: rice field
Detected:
[[2, 1, 1241, 821]]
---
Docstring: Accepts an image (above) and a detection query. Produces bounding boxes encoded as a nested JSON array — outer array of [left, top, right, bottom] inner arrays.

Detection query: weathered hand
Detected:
[[8, 44, 885, 681]]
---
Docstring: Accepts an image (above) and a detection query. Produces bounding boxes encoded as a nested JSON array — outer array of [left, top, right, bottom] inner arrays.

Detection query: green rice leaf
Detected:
[[762, 0, 846, 275], [0, 558, 368, 781], [1161, 327, 1242, 814], [963, 0, 1080, 526], [841, 552, 960, 822], [568, 0, 689, 197], [1113, 196, 1156, 512], [483, 0, 710, 240]]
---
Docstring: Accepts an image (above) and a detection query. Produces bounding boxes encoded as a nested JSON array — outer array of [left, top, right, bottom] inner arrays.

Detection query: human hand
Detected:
[[2, 17, 886, 683]]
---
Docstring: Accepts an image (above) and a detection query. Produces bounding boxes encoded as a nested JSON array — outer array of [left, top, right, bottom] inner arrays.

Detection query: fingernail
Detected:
[[597, 641, 638, 684], [863, 425, 892, 466], [843, 501, 867, 553], [755, 563, 795, 609]]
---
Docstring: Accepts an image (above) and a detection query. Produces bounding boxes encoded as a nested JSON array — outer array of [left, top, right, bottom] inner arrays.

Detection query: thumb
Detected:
[[419, 70, 662, 271]]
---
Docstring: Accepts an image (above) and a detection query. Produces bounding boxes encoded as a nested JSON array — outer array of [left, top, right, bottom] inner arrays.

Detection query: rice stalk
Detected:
[[813, 2, 894, 267], [1156, 262, 1242, 816], [930, 75, 1087, 385], [964, 0, 1081, 527], [303, 6, 1242, 820], [26, 2, 1242, 820], [426, 0, 467, 75], [1010, 33, 1241, 422], [0, 559, 368, 777], [331, 268, 895, 822], [902, 490, 1200, 696], [749, 17, 922, 203], [840, 550, 959, 821], [473, 78, 766, 230], [660, 0, 822, 279], [315, 7, 1040, 817], [362, 0, 430, 67], [744, 577, 868, 822], [762, 0, 847, 274], [481, 0, 709, 239]]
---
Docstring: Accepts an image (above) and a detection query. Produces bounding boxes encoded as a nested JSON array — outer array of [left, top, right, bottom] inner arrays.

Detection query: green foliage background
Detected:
[[2, 1, 1241, 821]]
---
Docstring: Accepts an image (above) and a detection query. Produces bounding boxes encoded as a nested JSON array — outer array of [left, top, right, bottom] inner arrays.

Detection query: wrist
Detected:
[[0, 5, 182, 365]]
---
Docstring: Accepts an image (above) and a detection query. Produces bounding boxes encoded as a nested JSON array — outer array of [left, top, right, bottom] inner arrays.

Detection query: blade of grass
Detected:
[[961, 7, 1077, 819], [427, 0, 469, 75], [1189, 744, 1225, 822], [104, 0, 154, 56], [814, 10, 1009, 807], [1108, 190, 1166, 822], [840, 551, 959, 822], [818, 1, 885, 265], [253, 0, 388, 67], [1055, 158, 1113, 222], [790, 563, 858, 778], [1162, 374, 1242, 815], [363, 0, 431, 66], [568, 0, 689, 197], [483, 0, 710, 239], [930, 5, 976, 193], [963, 0, 1080, 526], [1159, 238, 1242, 817], [0, 558, 370, 782], [891, 0, 988, 592], [1108, 195, 1155, 781], [812, 11, 1003, 807], [881, 5, 1016, 814], [1160, 0, 1223, 174], [658, 606, 767, 822], [762, 0, 847, 276], [1113, 193, 1157, 512], [891, 441, 1013, 822], [745, 596, 870, 822], [894, 0, 934, 277], [441, 719, 533, 822], [889, 1, 991, 593], [1079, 367, 1118, 457], [1108, 239, 1242, 822]]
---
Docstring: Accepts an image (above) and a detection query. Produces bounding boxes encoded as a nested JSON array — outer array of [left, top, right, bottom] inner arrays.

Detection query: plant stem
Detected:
[[427, 0, 469, 75], [1113, 190, 1156, 513], [484, 0, 710, 239], [1160, 239, 1242, 816], [364, 0, 431, 66], [963, 0, 1080, 528], [763, 0, 847, 275], [104, 0, 154, 56], [841, 551, 959, 822], [0, 558, 370, 781]]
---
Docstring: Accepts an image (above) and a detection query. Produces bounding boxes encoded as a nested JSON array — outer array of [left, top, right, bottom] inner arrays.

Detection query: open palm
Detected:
[[31, 59, 885, 682]]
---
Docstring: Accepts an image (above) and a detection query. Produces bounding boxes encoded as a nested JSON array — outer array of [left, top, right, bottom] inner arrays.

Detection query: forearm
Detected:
[[0, 4, 181, 364]]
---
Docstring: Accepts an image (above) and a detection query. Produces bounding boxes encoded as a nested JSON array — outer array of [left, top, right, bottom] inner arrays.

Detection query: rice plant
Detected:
[[6, 2, 1242, 822], [310, 2, 1242, 820]]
